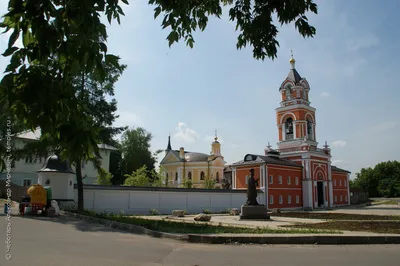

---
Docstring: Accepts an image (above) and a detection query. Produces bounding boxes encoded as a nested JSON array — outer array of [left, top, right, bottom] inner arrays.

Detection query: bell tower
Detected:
[[211, 130, 222, 157], [276, 52, 318, 152]]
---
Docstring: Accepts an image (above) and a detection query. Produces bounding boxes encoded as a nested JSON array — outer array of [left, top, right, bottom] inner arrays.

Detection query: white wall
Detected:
[[71, 149, 111, 182], [75, 186, 264, 215]]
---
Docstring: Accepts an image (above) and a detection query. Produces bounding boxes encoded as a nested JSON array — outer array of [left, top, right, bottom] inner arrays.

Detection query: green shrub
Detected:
[[202, 209, 211, 214], [149, 208, 160, 215]]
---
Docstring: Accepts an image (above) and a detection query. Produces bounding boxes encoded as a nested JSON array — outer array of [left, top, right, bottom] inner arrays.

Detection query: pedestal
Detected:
[[240, 205, 270, 220]]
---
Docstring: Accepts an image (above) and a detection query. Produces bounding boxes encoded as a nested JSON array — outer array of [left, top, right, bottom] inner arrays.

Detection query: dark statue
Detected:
[[245, 168, 259, 205]]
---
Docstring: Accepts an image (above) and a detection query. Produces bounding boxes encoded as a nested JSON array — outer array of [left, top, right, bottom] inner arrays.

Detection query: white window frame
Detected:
[[287, 176, 291, 185], [269, 195, 274, 204], [278, 176, 282, 184], [295, 176, 299, 185], [344, 180, 347, 187], [339, 180, 342, 186], [245, 175, 248, 184], [340, 195, 343, 202], [296, 195, 299, 203], [279, 195, 283, 204], [269, 175, 273, 184], [288, 195, 291, 204], [345, 195, 348, 202]]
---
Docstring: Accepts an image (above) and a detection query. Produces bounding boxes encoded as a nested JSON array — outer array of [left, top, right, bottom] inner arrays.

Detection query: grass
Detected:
[[371, 200, 399, 205], [270, 212, 400, 221], [281, 221, 400, 234], [73, 210, 341, 235]]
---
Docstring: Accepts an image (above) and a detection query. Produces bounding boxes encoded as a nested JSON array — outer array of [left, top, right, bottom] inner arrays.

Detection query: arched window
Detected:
[[175, 172, 178, 181], [188, 172, 192, 180], [307, 119, 313, 140], [216, 172, 220, 183], [200, 171, 205, 180], [285, 117, 294, 140]]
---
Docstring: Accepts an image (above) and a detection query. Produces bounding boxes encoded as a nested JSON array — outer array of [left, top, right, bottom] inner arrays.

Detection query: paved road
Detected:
[[1, 214, 399, 266]]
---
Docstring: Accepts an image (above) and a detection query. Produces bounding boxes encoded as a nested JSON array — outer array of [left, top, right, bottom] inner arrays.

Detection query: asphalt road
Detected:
[[1, 214, 399, 266]]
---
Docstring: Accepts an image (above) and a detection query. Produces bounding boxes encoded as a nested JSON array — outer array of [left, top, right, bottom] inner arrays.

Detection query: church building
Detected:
[[159, 133, 226, 188], [230, 55, 351, 210]]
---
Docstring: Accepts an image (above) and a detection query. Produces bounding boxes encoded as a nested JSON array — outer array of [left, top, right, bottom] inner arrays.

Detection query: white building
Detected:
[[0, 128, 117, 186]]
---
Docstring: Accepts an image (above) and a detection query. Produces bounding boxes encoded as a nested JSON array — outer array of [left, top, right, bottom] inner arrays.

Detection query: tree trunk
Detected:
[[76, 160, 84, 211]]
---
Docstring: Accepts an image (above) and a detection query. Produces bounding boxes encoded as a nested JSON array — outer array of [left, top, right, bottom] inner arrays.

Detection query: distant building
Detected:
[[230, 55, 351, 210], [0, 128, 117, 186], [159, 133, 226, 188]]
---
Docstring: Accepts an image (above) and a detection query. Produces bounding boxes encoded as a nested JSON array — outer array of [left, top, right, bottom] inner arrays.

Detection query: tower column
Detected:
[[282, 124, 286, 141], [293, 121, 297, 139], [328, 180, 334, 207]]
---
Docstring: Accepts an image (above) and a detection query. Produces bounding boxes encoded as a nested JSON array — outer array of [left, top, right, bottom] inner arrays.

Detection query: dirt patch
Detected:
[[281, 221, 400, 234], [270, 212, 400, 221]]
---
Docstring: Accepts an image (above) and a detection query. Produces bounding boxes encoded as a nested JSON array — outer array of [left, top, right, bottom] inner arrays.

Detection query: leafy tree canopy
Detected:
[[149, 0, 318, 60], [123, 165, 151, 187], [0, 0, 128, 210], [119, 127, 162, 179], [352, 161, 400, 198]]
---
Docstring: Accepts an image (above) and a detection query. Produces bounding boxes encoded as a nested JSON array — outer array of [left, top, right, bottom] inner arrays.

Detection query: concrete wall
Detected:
[[74, 185, 264, 215]]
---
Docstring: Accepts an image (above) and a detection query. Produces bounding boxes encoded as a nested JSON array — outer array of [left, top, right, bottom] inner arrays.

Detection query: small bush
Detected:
[[149, 209, 160, 215], [202, 209, 211, 214]]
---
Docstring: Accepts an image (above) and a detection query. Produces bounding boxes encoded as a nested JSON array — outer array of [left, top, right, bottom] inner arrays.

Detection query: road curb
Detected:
[[186, 235, 400, 245], [64, 212, 400, 245]]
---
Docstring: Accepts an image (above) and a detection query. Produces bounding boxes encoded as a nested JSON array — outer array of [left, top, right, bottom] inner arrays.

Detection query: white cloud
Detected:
[[331, 140, 347, 148], [346, 33, 380, 52], [173, 122, 199, 143], [373, 121, 396, 132], [114, 111, 142, 127], [320, 92, 331, 97]]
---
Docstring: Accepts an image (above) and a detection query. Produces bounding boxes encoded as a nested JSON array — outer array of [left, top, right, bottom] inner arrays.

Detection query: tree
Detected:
[[123, 165, 150, 186], [352, 161, 400, 198], [203, 176, 217, 189], [119, 128, 160, 181], [109, 149, 125, 185], [149, 0, 318, 60], [150, 166, 166, 187], [96, 168, 113, 185], [1, 0, 128, 211], [182, 179, 193, 188]]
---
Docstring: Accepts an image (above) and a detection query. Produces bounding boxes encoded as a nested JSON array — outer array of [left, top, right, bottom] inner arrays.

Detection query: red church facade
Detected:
[[230, 56, 351, 210]]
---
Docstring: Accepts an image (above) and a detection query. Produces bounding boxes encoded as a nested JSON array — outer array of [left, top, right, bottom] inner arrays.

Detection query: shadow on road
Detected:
[[3, 212, 148, 236]]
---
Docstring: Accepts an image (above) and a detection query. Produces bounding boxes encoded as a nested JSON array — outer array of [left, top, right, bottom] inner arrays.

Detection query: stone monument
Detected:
[[240, 168, 270, 220]]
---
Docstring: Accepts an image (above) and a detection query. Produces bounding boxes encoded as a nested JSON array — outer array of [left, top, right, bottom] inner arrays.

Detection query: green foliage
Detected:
[[352, 161, 400, 197], [182, 179, 193, 188], [202, 209, 211, 214], [149, 0, 318, 60], [96, 168, 112, 185], [150, 166, 167, 187], [203, 176, 217, 189], [0, 0, 129, 211], [149, 208, 160, 215], [123, 165, 151, 186], [119, 128, 160, 182]]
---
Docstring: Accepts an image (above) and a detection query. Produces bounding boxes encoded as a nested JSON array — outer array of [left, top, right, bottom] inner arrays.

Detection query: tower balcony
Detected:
[[285, 134, 294, 140]]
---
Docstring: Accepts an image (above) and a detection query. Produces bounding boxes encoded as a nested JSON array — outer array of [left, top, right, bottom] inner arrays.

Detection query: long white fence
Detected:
[[75, 185, 265, 215]]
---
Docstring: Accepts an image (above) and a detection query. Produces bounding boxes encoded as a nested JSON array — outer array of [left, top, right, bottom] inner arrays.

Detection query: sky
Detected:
[[1, 0, 399, 178]]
